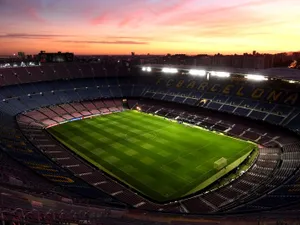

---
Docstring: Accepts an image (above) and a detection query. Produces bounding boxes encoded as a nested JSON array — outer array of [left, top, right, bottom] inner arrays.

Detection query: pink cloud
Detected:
[[90, 14, 107, 25], [150, 0, 196, 16], [0, 1, 47, 23], [26, 7, 47, 23], [118, 9, 146, 27], [158, 0, 281, 26], [111, 0, 197, 28]]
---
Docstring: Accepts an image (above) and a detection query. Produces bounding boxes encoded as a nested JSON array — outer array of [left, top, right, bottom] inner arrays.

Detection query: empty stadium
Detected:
[[1, 61, 300, 224]]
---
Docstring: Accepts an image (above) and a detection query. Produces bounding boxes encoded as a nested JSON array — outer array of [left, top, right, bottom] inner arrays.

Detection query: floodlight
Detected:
[[142, 66, 151, 72], [210, 71, 230, 78], [189, 69, 206, 76], [218, 72, 230, 77], [162, 67, 178, 74], [245, 74, 267, 81]]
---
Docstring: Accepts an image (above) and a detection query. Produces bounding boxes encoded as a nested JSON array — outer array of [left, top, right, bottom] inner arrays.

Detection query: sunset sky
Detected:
[[0, 0, 300, 55]]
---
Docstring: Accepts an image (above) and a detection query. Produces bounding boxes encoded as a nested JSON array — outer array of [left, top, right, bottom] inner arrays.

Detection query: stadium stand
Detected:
[[1, 62, 300, 224]]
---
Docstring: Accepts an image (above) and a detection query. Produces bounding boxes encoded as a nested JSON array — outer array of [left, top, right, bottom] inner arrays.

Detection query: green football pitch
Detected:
[[48, 110, 256, 202]]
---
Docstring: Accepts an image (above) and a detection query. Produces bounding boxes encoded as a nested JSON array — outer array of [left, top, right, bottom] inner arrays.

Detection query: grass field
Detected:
[[48, 110, 256, 202]]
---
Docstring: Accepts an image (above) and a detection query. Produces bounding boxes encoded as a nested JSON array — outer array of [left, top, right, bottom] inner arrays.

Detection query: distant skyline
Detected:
[[0, 0, 300, 55]]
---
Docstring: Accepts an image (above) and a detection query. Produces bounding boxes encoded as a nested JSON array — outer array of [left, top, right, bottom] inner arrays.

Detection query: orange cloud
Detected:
[[57, 40, 149, 45]]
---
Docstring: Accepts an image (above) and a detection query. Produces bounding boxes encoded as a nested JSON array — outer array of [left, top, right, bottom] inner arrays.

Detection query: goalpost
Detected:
[[214, 157, 227, 170]]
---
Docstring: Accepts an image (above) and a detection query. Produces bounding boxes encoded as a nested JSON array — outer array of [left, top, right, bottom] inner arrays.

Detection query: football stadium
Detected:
[[0, 61, 300, 224]]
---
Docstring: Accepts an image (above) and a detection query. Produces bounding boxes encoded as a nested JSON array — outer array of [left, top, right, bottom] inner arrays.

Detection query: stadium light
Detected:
[[245, 74, 268, 81], [189, 69, 206, 76], [142, 66, 152, 72], [210, 71, 230, 78], [162, 67, 178, 74]]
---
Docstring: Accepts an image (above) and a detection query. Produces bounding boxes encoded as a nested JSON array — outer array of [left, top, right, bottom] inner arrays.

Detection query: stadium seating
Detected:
[[1, 62, 300, 224]]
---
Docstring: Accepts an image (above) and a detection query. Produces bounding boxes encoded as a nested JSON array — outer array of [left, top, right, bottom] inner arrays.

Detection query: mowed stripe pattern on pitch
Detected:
[[49, 110, 254, 202]]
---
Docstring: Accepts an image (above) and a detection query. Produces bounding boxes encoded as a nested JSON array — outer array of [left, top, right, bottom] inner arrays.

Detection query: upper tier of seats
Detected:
[[0, 63, 133, 87], [1, 67, 300, 132]]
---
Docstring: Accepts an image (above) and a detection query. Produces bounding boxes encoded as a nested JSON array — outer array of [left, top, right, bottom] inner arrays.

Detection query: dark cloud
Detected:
[[0, 33, 74, 39], [0, 33, 150, 45]]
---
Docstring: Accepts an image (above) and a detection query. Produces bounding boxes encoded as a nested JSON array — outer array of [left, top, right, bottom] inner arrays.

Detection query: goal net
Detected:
[[214, 157, 227, 170]]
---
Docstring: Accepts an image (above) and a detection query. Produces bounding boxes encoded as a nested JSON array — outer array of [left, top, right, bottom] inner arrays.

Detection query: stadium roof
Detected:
[[260, 67, 300, 80]]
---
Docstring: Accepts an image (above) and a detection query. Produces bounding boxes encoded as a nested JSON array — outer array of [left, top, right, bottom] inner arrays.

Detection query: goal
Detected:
[[214, 157, 227, 170]]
